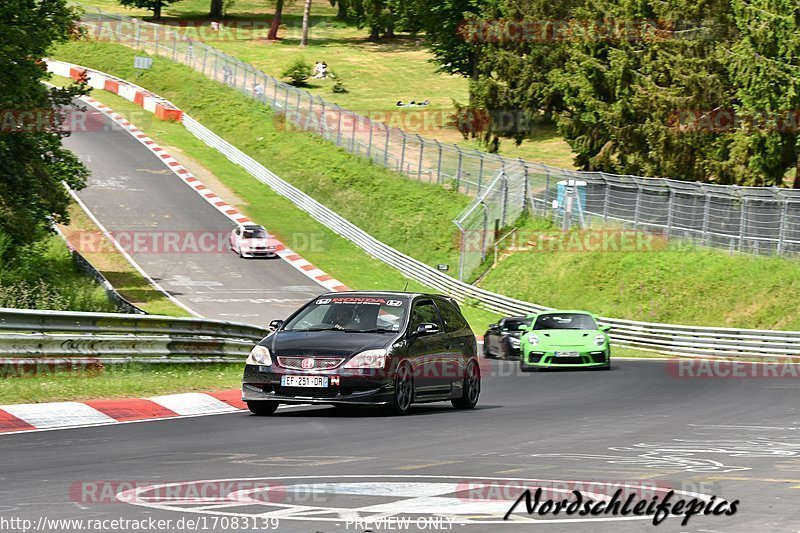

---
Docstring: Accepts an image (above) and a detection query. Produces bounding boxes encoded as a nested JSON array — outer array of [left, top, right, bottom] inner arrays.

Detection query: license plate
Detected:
[[555, 351, 580, 357], [281, 375, 329, 388]]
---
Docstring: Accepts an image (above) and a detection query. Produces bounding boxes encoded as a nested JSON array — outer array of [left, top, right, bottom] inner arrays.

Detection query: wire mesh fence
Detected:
[[76, 7, 800, 283]]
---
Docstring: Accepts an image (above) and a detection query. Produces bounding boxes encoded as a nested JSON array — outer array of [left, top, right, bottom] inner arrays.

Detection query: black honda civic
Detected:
[[242, 291, 480, 416]]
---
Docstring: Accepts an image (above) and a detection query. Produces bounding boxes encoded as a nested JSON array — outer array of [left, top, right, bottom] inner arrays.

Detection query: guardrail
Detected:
[[0, 308, 267, 363], [52, 60, 800, 359]]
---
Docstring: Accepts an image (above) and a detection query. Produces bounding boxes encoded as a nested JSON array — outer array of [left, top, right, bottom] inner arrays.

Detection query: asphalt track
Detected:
[[3, 359, 800, 532], [61, 102, 324, 325], [18, 101, 796, 533]]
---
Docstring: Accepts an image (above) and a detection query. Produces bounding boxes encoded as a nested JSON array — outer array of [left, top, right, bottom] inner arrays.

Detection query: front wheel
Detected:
[[452, 360, 480, 409], [386, 363, 414, 416], [247, 401, 278, 416]]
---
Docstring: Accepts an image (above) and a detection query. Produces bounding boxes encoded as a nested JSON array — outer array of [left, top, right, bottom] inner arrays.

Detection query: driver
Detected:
[[329, 305, 354, 330]]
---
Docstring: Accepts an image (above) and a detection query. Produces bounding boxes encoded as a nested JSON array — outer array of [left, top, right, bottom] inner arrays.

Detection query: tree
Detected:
[[0, 0, 90, 255], [267, 0, 296, 40], [329, 0, 349, 20], [300, 0, 313, 46], [117, 0, 182, 20], [727, 0, 800, 187], [209, 0, 224, 18]]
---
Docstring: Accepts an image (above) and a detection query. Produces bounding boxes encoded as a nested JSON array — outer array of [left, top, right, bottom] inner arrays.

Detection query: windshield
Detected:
[[243, 228, 268, 239], [502, 318, 531, 331], [284, 297, 408, 333], [533, 313, 597, 331]]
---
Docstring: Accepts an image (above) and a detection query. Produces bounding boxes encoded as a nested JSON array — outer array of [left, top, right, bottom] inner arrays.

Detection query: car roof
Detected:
[[318, 291, 452, 301], [241, 224, 266, 230], [528, 310, 596, 317]]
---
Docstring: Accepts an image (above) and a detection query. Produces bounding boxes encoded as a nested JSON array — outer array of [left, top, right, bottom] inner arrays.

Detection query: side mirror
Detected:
[[517, 324, 529, 331], [268, 319, 284, 331], [415, 323, 440, 336], [487, 323, 498, 329], [600, 324, 611, 333]]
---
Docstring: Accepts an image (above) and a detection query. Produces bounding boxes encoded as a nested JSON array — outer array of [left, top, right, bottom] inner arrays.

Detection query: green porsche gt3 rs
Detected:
[[518, 310, 611, 371]]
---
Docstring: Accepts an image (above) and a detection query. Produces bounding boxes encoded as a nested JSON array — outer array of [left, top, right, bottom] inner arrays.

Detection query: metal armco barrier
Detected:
[[0, 308, 267, 363], [50, 60, 800, 359]]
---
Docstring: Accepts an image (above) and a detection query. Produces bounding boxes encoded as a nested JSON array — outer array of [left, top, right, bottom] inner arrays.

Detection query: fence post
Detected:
[[739, 196, 747, 252], [477, 156, 485, 195], [336, 109, 343, 146], [602, 175, 610, 222], [366, 120, 374, 159], [172, 33, 177, 60], [665, 186, 674, 237], [232, 62, 238, 88], [201, 47, 208, 75], [701, 189, 711, 246], [543, 168, 551, 220], [777, 193, 788, 255], [501, 173, 509, 226], [455, 147, 463, 192], [351, 114, 358, 152], [398, 133, 407, 174], [481, 203, 489, 263], [383, 125, 390, 166], [520, 159, 529, 212], [417, 134, 424, 179], [271, 79, 279, 106], [435, 140, 443, 184], [633, 180, 642, 230]]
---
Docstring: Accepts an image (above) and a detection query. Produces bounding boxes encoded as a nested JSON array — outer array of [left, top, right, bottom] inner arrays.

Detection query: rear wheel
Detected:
[[247, 401, 278, 416], [452, 360, 480, 409], [386, 363, 414, 416]]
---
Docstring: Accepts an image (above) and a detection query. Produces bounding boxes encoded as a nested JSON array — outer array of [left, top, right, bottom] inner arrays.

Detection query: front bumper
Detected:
[[521, 349, 609, 368], [241, 249, 277, 258], [242, 364, 394, 405]]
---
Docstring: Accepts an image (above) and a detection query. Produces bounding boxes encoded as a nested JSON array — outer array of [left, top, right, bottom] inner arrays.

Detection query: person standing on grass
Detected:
[[253, 82, 265, 100]]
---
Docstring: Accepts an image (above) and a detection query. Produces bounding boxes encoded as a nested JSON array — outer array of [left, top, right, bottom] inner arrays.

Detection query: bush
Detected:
[[282, 59, 311, 87], [330, 71, 348, 93]]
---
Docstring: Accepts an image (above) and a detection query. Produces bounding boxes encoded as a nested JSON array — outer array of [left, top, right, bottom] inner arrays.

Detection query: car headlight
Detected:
[[344, 349, 388, 369], [509, 336, 521, 347], [246, 345, 272, 366], [594, 334, 606, 346], [527, 333, 539, 346]]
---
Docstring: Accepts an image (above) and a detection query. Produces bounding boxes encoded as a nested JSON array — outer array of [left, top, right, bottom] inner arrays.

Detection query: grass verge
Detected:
[[58, 202, 192, 316], [0, 363, 241, 404], [0, 230, 115, 313], [480, 238, 800, 330]]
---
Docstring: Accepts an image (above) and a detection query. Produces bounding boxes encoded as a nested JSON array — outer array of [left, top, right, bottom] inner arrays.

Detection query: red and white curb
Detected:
[[0, 390, 270, 435], [47, 59, 350, 294]]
